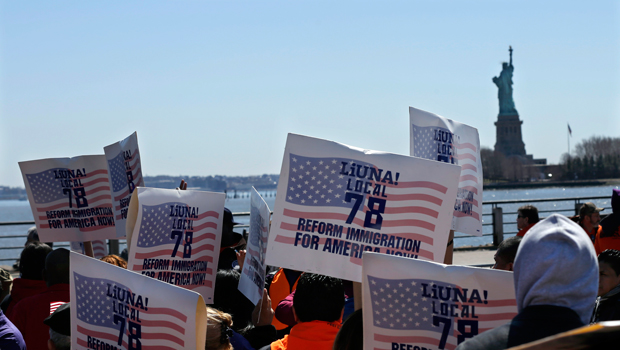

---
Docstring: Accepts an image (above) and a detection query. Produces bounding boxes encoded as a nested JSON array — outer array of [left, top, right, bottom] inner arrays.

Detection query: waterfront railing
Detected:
[[0, 195, 612, 264]]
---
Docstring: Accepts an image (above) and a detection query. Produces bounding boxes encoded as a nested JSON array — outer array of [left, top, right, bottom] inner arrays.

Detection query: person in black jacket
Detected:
[[591, 249, 620, 322], [456, 214, 598, 350]]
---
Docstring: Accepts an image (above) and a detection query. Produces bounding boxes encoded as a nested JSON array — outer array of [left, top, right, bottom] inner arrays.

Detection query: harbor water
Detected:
[[1, 184, 618, 262]]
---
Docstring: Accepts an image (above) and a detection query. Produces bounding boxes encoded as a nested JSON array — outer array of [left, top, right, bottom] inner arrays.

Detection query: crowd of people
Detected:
[[0, 188, 619, 350]]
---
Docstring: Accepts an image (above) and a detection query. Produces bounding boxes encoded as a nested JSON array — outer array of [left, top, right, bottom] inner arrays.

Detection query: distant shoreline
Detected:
[[3, 178, 618, 201], [484, 178, 620, 190]]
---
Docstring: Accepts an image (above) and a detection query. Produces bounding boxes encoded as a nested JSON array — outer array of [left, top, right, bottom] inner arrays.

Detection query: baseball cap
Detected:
[[579, 202, 604, 217]]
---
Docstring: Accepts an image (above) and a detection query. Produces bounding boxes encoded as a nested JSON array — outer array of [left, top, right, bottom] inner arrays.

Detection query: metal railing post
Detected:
[[493, 207, 504, 246], [575, 202, 582, 216]]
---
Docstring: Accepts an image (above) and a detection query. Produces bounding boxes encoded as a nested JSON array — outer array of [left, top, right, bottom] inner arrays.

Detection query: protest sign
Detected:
[[266, 133, 461, 282], [70, 240, 108, 259], [362, 252, 517, 350], [239, 187, 271, 305], [410, 107, 484, 236], [127, 187, 225, 303], [19, 155, 117, 242], [104, 132, 145, 238], [70, 251, 207, 350]]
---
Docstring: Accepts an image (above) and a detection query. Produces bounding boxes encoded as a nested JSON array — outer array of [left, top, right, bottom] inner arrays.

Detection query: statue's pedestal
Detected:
[[494, 113, 526, 157]]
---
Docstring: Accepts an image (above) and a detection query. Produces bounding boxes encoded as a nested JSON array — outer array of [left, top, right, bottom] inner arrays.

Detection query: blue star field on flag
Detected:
[[25, 168, 68, 203], [74, 272, 126, 329], [284, 153, 375, 209], [411, 125, 458, 164], [136, 203, 187, 248], [108, 152, 129, 192], [368, 276, 457, 332]]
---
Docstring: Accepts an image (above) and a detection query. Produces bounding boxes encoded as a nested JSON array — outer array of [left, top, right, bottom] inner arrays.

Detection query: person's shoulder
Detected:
[[455, 323, 510, 350]]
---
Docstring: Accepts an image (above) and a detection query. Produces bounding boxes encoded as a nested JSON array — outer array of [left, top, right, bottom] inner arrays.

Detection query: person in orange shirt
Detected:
[[595, 190, 620, 255], [261, 273, 344, 350], [516, 205, 539, 237], [579, 202, 604, 244]]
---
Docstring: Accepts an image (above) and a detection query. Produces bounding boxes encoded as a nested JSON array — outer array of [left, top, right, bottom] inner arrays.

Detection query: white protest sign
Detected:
[[19, 155, 117, 242], [266, 133, 461, 282], [239, 187, 271, 305], [104, 132, 145, 238], [70, 252, 207, 350], [127, 187, 225, 304], [410, 106, 484, 236], [362, 252, 517, 350]]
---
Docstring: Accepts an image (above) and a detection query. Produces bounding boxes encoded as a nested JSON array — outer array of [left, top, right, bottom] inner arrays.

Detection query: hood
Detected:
[[513, 214, 598, 324]]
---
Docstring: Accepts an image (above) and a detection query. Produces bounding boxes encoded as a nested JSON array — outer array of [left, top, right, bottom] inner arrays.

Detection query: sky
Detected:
[[1, 0, 619, 188]]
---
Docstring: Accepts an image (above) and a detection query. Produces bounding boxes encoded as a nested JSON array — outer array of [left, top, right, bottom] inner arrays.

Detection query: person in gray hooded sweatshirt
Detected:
[[456, 214, 598, 349]]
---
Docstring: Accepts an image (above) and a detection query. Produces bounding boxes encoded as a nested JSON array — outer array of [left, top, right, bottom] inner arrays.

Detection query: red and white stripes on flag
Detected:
[[275, 179, 451, 263], [50, 301, 65, 315], [92, 240, 108, 259], [409, 107, 484, 236]]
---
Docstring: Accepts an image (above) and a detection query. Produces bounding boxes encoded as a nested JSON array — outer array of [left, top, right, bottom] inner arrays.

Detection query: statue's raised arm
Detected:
[[493, 47, 518, 116]]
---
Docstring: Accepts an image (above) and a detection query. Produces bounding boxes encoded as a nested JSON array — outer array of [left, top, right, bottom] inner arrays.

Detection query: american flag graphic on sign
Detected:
[[26, 168, 111, 205], [107, 145, 144, 225], [411, 125, 462, 165], [25, 166, 115, 232], [92, 240, 108, 259], [50, 301, 65, 315], [411, 123, 481, 224], [73, 272, 187, 350], [367, 275, 517, 350], [108, 149, 143, 199], [274, 153, 455, 263], [129, 202, 218, 290], [285, 154, 375, 209], [26, 168, 75, 204]]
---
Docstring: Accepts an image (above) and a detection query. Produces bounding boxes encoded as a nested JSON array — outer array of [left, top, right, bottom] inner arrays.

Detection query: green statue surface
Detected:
[[493, 46, 518, 116]]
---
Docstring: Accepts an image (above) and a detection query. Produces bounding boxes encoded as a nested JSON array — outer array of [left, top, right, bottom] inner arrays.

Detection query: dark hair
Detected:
[[44, 248, 70, 287], [599, 249, 620, 276], [496, 236, 522, 263], [19, 242, 52, 280], [518, 205, 539, 224], [100, 255, 127, 269], [333, 308, 363, 350], [212, 269, 254, 332], [293, 273, 344, 323]]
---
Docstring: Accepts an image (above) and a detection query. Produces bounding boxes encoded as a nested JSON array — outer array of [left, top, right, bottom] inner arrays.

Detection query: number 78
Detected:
[[344, 192, 386, 230]]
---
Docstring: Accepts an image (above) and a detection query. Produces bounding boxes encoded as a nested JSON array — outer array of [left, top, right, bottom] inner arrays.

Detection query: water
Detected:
[[1, 185, 618, 262]]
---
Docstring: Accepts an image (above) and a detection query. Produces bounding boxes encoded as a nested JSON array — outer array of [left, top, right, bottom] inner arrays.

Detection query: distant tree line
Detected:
[[559, 136, 620, 180], [481, 136, 620, 182]]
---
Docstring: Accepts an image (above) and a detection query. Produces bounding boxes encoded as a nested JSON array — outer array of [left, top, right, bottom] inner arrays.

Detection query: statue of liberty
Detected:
[[493, 46, 518, 116]]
